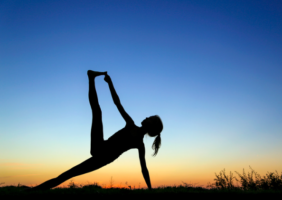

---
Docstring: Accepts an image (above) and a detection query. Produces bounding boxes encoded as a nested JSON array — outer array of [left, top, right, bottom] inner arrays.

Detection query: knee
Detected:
[[90, 146, 101, 157], [90, 148, 97, 156], [90, 149, 98, 157]]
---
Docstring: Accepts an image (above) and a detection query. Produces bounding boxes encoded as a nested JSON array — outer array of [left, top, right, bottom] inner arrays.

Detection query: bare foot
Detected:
[[87, 70, 107, 78]]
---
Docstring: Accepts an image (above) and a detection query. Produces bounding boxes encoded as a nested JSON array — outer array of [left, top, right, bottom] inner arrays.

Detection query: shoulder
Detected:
[[125, 120, 136, 128]]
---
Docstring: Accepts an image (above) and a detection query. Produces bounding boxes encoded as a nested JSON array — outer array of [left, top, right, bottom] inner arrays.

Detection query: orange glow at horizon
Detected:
[[2, 163, 282, 190], [2, 154, 282, 190]]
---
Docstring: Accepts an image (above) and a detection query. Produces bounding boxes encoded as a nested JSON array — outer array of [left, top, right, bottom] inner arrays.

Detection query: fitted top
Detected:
[[103, 122, 144, 161]]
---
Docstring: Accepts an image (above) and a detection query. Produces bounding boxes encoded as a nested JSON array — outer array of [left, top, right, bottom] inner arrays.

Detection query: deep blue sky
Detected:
[[1, 0, 282, 188]]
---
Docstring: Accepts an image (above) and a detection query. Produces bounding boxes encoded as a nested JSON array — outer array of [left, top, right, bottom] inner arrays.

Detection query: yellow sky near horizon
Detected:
[[1, 151, 281, 189]]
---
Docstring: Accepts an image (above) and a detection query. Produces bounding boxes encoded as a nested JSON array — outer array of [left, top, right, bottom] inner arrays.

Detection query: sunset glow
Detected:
[[1, 0, 282, 189]]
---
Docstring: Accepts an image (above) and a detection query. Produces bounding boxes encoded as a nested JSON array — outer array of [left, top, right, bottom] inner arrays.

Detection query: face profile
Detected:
[[141, 116, 153, 127]]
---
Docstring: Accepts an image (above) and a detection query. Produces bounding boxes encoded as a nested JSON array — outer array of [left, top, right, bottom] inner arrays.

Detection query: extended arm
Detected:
[[104, 74, 134, 124], [138, 143, 152, 190]]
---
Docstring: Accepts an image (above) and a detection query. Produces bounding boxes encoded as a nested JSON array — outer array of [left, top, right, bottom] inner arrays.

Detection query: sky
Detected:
[[0, 0, 282, 189]]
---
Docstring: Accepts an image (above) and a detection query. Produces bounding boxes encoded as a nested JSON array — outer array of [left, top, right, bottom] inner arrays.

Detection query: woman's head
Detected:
[[141, 115, 163, 156], [141, 115, 163, 136]]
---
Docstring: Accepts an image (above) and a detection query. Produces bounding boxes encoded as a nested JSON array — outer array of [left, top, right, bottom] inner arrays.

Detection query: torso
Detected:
[[102, 122, 144, 162]]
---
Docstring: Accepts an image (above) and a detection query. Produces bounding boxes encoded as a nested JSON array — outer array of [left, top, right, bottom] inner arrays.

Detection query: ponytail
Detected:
[[146, 115, 163, 157], [152, 134, 161, 157]]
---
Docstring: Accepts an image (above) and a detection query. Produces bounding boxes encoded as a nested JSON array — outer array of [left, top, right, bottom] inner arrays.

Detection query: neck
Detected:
[[140, 126, 147, 136]]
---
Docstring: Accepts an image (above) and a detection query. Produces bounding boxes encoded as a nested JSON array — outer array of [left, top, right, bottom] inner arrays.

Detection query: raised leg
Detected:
[[29, 156, 110, 190], [87, 70, 107, 156]]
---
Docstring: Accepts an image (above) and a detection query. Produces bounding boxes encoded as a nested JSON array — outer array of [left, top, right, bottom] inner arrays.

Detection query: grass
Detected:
[[1, 166, 282, 197], [207, 165, 282, 191]]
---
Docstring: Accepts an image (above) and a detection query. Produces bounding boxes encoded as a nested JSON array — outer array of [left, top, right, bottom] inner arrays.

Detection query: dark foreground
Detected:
[[2, 166, 281, 199], [0, 185, 281, 200]]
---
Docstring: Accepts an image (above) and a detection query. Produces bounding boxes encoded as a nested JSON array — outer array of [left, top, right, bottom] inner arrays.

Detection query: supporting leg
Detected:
[[29, 156, 109, 190], [87, 70, 107, 156]]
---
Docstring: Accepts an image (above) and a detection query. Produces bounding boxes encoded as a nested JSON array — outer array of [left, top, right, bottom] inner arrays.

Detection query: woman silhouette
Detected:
[[28, 70, 163, 190]]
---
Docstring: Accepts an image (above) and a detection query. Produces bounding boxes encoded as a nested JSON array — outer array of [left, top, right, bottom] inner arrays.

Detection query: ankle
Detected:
[[87, 70, 107, 78]]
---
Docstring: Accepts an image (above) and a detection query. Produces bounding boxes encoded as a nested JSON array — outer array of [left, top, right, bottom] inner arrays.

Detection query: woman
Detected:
[[28, 70, 163, 190]]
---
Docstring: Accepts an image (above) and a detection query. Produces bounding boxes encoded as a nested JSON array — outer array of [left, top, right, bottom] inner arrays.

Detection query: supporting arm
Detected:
[[139, 143, 152, 190], [142, 168, 152, 190]]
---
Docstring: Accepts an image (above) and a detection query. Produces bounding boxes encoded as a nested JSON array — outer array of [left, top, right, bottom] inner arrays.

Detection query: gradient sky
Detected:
[[1, 0, 282, 189]]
